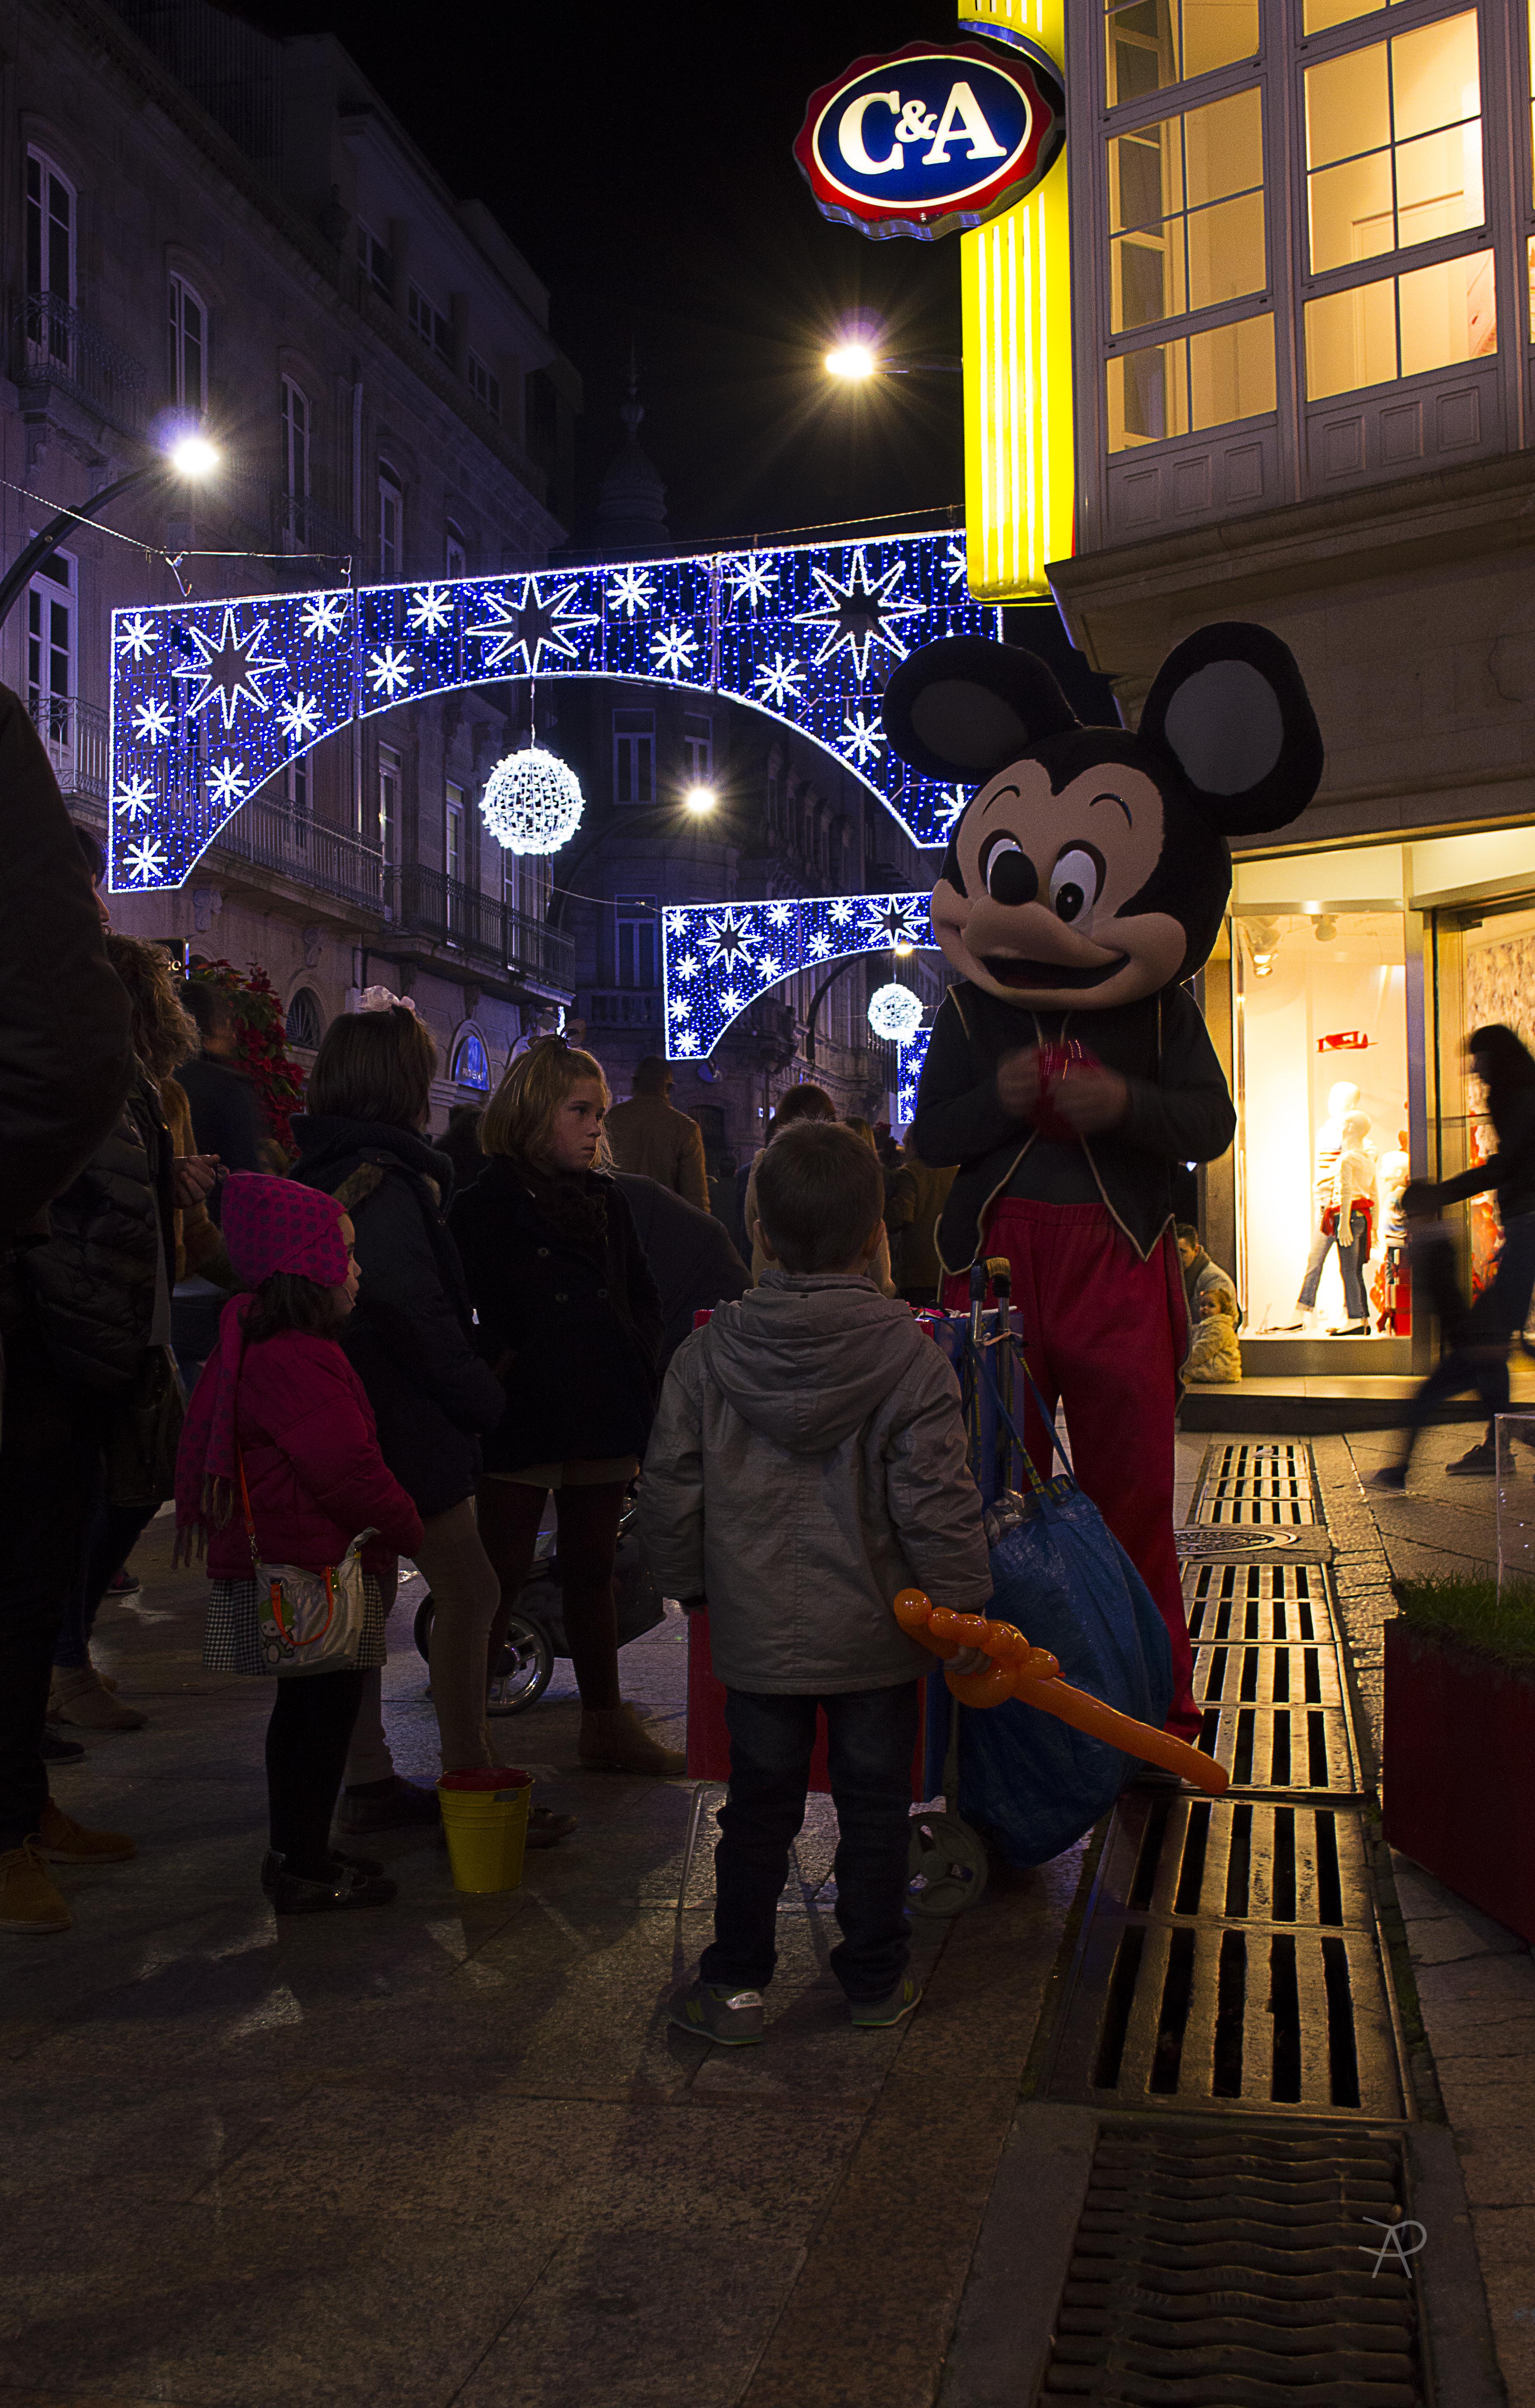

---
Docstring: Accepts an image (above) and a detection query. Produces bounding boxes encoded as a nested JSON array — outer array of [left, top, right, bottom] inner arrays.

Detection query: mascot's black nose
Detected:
[[985, 846, 1039, 908]]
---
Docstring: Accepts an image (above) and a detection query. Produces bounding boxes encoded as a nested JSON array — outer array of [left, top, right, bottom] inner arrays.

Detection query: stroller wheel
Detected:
[[411, 1593, 555, 1715], [907, 1812, 990, 1919]]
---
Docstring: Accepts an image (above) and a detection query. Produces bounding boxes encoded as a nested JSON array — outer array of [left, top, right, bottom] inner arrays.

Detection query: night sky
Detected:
[[255, 0, 967, 548]]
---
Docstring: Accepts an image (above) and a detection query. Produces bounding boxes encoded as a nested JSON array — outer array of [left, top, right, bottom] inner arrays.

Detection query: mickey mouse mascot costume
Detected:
[[883, 624, 1324, 1734]]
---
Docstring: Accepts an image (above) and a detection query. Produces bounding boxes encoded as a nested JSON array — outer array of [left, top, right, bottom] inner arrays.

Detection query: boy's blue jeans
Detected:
[[700, 1681, 919, 2004]]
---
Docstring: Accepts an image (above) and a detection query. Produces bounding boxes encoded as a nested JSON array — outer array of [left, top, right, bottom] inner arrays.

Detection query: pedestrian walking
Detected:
[[451, 1039, 680, 1776], [1374, 1025, 1535, 1487], [175, 1175, 423, 1912], [603, 1055, 710, 1211], [42, 936, 227, 1731], [640, 1122, 992, 2043], [287, 999, 546, 1833]]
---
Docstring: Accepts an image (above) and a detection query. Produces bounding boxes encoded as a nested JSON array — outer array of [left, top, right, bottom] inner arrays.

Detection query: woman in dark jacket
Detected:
[[1376, 1024, 1535, 1486], [290, 1001, 556, 1833], [451, 1040, 677, 1776]]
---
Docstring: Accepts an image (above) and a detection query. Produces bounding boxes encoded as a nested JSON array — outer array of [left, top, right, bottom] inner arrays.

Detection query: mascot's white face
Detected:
[[933, 756, 1187, 1010]]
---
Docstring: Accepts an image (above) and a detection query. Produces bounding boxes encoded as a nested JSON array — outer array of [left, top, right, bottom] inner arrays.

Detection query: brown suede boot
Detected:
[[37, 1799, 135, 1864], [0, 1841, 71, 1935], [48, 1665, 146, 1732], [578, 1705, 685, 1777]]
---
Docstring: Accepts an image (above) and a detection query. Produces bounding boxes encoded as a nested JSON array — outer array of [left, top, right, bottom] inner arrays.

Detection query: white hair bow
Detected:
[[358, 984, 419, 1016]]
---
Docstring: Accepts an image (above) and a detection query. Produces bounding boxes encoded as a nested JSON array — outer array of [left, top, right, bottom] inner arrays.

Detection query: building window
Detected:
[[1304, 12, 1482, 277], [451, 1028, 490, 1089], [168, 273, 208, 412], [285, 750, 310, 821], [24, 149, 74, 337], [616, 896, 659, 989], [445, 781, 465, 883], [280, 377, 310, 545], [1108, 311, 1276, 446], [468, 353, 501, 419], [445, 520, 467, 579], [378, 463, 402, 578], [613, 707, 655, 804], [356, 220, 393, 298], [682, 710, 713, 784], [285, 988, 323, 1049], [27, 551, 72, 742], [1108, 87, 1265, 333], [407, 282, 454, 364], [1104, 0, 1259, 109], [1304, 249, 1494, 397], [378, 743, 401, 863]]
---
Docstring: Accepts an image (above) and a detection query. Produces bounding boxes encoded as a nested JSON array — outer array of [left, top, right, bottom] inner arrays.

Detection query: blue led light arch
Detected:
[[105, 531, 997, 891]]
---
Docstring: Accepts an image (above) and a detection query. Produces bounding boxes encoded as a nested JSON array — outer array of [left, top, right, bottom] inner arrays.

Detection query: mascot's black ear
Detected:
[[882, 636, 1079, 782], [1139, 622, 1323, 836]]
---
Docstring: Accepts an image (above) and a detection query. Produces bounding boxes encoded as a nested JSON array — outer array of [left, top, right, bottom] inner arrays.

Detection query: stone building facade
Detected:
[[9, 0, 579, 1127]]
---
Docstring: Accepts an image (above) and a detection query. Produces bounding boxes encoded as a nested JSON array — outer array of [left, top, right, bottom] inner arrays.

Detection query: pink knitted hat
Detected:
[[222, 1173, 350, 1288]]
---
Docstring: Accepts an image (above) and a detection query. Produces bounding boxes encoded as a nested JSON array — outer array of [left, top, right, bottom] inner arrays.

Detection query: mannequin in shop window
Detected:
[[1271, 1083, 1377, 1333]]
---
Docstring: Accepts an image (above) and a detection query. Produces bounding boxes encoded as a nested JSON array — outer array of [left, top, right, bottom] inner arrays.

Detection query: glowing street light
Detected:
[[0, 424, 222, 632], [683, 784, 719, 815], [826, 342, 878, 380], [166, 431, 220, 479]]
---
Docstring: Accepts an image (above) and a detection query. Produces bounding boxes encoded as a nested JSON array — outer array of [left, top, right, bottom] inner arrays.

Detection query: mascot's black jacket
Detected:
[[914, 982, 1234, 1268]]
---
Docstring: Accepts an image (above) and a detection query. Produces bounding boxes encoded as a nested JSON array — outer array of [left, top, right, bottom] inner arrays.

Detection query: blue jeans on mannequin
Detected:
[[1298, 1208, 1370, 1322], [701, 1682, 918, 2003]]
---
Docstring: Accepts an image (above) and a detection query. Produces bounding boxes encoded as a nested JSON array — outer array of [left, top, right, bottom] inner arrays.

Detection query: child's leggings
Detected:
[[266, 1669, 365, 1878]]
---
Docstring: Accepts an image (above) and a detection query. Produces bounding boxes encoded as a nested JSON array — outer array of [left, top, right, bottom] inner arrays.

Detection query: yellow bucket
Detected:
[[436, 1767, 532, 1894]]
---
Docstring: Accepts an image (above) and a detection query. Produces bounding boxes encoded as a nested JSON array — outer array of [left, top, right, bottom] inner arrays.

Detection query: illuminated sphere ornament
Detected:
[[867, 982, 924, 1045], [480, 746, 584, 855]]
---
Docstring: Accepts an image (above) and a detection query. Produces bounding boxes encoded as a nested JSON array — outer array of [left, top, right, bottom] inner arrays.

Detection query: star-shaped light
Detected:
[[754, 652, 804, 708], [840, 707, 885, 767], [300, 592, 350, 640], [408, 585, 454, 633], [172, 607, 284, 728], [650, 621, 698, 676], [466, 577, 597, 674], [132, 699, 174, 746], [113, 773, 155, 822], [116, 613, 159, 660], [367, 646, 414, 698], [208, 755, 249, 808], [702, 909, 758, 970], [277, 692, 322, 745], [795, 551, 923, 682], [606, 566, 654, 619], [862, 896, 926, 950], [124, 836, 166, 884], [728, 553, 778, 610]]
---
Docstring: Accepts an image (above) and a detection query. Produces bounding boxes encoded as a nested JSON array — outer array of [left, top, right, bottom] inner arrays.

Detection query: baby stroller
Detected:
[[412, 1493, 664, 1714]]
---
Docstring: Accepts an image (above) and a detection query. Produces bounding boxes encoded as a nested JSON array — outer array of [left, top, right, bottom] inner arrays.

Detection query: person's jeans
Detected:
[[0, 1323, 99, 1849], [701, 1682, 919, 2003], [1403, 1210, 1535, 1464], [1298, 1210, 1369, 1320]]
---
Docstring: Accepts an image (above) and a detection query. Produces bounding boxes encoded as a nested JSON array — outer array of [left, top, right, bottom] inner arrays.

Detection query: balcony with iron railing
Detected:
[[11, 293, 148, 440], [584, 989, 663, 1028], [212, 795, 386, 913], [28, 694, 111, 804], [391, 864, 575, 992]]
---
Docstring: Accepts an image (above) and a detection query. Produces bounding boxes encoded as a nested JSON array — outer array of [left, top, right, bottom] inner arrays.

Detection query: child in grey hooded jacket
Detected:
[[639, 1121, 992, 2045]]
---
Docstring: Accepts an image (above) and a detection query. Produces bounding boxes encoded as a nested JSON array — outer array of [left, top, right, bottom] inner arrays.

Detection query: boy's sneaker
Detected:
[[850, 1976, 923, 2029], [668, 1979, 764, 2046]]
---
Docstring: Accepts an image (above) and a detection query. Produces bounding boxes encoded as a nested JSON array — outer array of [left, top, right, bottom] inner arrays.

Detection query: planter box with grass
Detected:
[[1384, 1575, 1535, 1942]]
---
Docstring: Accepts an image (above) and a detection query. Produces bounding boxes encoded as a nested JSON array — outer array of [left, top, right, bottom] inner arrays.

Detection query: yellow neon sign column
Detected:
[[959, 0, 1073, 600]]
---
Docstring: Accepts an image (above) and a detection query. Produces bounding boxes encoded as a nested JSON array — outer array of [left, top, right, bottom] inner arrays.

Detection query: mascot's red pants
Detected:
[[944, 1198, 1198, 1737]]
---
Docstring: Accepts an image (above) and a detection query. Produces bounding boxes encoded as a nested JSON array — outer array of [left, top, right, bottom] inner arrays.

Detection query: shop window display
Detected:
[[1234, 908, 1408, 1335]]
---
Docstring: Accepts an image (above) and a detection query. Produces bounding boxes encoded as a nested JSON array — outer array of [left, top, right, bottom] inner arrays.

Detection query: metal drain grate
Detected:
[[1186, 1559, 1338, 1644], [1195, 1699, 1361, 1795], [1195, 1639, 1346, 1712], [1039, 2121, 1422, 2403], [1098, 1792, 1377, 1929], [1196, 1441, 1318, 1526]]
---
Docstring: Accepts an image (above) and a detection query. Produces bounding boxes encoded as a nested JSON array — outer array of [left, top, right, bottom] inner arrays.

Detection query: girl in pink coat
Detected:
[[176, 1175, 423, 1913]]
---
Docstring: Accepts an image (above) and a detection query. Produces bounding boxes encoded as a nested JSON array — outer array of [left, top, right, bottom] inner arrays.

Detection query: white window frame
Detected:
[[378, 742, 401, 865], [356, 220, 392, 298], [615, 894, 659, 990], [26, 547, 74, 747], [445, 521, 467, 579], [285, 749, 310, 818], [168, 272, 208, 413], [378, 462, 402, 578], [25, 148, 74, 314], [468, 352, 502, 419], [682, 710, 713, 785], [407, 282, 453, 363], [445, 781, 465, 884], [612, 706, 656, 804], [281, 376, 310, 545]]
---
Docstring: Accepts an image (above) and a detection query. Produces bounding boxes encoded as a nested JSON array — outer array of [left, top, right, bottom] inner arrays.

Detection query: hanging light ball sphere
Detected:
[[480, 746, 584, 855], [867, 983, 924, 1044]]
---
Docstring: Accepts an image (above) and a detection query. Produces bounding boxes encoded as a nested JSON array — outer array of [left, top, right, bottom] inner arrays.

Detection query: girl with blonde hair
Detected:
[[450, 1041, 676, 1775]]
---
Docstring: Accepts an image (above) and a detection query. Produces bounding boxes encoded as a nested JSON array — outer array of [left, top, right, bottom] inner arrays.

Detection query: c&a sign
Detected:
[[794, 38, 1062, 243]]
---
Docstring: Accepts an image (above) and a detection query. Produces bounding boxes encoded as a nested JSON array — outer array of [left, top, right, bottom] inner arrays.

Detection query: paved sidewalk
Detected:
[[1, 1516, 1082, 2408]]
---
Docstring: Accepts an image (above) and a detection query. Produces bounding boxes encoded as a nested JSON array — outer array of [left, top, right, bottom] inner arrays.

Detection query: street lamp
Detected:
[[683, 784, 718, 815], [824, 342, 962, 380], [0, 426, 220, 633]]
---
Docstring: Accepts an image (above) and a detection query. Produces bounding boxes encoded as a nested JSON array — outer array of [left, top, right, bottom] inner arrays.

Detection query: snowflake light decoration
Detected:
[[660, 889, 932, 1059], [480, 747, 584, 855], [115, 614, 158, 660], [606, 566, 654, 618], [840, 707, 885, 767], [896, 1027, 932, 1125], [867, 983, 925, 1044], [208, 756, 249, 809], [131, 699, 173, 746], [299, 592, 349, 640], [124, 836, 167, 884], [754, 652, 804, 709], [113, 773, 155, 823], [945, 541, 969, 589], [728, 553, 778, 610], [277, 692, 322, 745], [650, 621, 698, 676], [366, 646, 414, 698], [407, 585, 454, 634]]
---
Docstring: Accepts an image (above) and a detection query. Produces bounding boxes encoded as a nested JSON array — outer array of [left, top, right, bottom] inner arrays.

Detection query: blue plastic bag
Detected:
[[952, 1479, 1174, 1867]]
